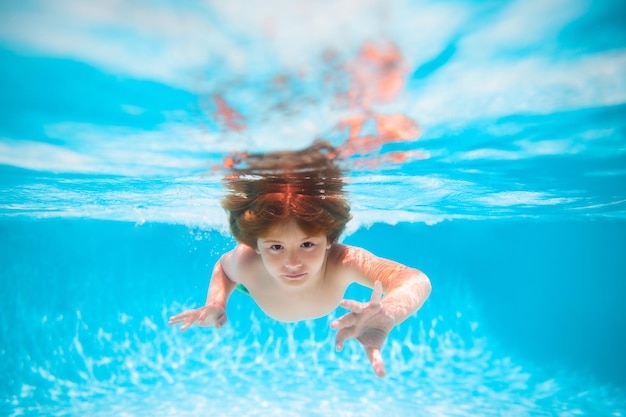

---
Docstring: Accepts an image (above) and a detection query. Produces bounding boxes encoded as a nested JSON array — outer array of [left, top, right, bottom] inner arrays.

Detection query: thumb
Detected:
[[335, 327, 357, 351]]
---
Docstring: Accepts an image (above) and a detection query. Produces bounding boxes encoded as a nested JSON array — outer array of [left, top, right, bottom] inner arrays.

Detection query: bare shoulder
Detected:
[[326, 244, 377, 286], [327, 243, 376, 267], [327, 243, 410, 287], [220, 244, 261, 283]]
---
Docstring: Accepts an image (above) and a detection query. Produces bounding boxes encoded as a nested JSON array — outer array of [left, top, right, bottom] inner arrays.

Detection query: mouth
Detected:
[[283, 272, 307, 280]]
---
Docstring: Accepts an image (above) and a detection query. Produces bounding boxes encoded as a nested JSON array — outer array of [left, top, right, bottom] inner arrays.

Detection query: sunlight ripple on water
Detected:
[[5, 292, 624, 417]]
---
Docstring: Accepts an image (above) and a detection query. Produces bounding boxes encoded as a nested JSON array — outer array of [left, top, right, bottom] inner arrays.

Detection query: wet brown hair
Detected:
[[221, 141, 352, 248]]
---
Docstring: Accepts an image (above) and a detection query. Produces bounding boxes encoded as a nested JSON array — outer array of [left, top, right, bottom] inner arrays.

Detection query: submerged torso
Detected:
[[221, 244, 356, 322]]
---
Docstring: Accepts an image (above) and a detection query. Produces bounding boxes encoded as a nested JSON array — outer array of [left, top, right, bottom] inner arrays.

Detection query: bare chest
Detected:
[[245, 279, 347, 322]]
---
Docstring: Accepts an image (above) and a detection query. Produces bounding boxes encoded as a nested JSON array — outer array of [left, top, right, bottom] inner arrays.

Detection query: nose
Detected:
[[285, 252, 302, 270]]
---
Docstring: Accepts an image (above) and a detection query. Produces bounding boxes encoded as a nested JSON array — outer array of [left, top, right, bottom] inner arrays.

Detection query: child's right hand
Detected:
[[168, 304, 227, 331]]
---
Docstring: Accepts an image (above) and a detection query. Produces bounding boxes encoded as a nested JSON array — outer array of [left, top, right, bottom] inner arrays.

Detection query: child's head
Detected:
[[221, 141, 351, 249]]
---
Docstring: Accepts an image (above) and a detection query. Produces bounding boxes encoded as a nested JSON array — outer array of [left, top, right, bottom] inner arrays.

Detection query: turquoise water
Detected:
[[2, 1, 626, 416], [2, 220, 626, 416]]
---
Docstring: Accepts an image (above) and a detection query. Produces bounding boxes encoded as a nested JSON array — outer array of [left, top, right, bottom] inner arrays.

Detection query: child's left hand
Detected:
[[330, 281, 395, 378]]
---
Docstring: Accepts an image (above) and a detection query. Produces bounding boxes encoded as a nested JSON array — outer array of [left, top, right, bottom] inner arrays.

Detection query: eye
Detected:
[[301, 241, 315, 249], [270, 244, 284, 251]]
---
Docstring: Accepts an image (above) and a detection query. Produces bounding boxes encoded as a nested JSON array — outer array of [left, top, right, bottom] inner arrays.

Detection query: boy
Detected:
[[168, 142, 431, 377]]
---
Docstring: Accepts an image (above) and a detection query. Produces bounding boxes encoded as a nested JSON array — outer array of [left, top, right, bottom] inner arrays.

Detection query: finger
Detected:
[[215, 312, 227, 329], [330, 312, 357, 330], [168, 313, 191, 325], [369, 280, 383, 306], [196, 308, 209, 325], [168, 311, 189, 322], [339, 299, 365, 314], [180, 318, 194, 331], [335, 327, 357, 351], [366, 347, 386, 378]]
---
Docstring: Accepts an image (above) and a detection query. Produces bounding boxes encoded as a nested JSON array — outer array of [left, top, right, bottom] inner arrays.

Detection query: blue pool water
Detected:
[[2, 219, 626, 416], [2, 0, 626, 416]]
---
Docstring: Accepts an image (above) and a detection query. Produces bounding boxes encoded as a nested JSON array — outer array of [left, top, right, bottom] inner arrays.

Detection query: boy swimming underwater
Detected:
[[168, 142, 431, 377]]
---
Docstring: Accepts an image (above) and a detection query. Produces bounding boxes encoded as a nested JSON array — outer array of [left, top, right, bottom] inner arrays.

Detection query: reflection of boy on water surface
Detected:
[[169, 142, 431, 377]]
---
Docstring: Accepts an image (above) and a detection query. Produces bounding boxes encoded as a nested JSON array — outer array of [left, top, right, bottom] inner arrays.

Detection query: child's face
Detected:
[[256, 219, 331, 287]]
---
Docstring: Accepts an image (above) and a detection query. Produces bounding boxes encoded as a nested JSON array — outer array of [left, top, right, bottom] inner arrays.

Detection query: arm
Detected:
[[204, 253, 238, 311], [378, 267, 431, 325], [331, 246, 432, 377], [340, 245, 431, 323], [168, 252, 238, 330]]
